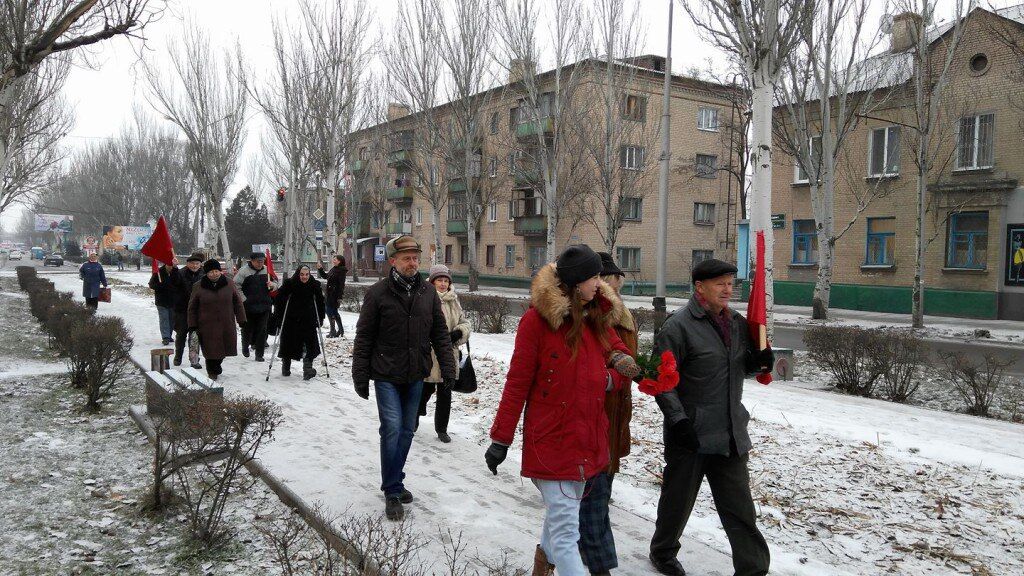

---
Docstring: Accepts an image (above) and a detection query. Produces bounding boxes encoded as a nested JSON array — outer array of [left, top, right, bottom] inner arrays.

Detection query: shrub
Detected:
[[15, 265, 37, 289], [938, 351, 1013, 417], [876, 331, 929, 402], [340, 286, 366, 313], [459, 293, 515, 334], [630, 307, 657, 334], [44, 297, 93, 355], [803, 325, 886, 397], [65, 316, 134, 410]]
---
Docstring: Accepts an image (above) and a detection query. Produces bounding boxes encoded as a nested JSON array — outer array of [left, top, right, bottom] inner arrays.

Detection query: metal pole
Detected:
[[312, 296, 330, 377], [654, 0, 673, 331], [265, 295, 291, 381]]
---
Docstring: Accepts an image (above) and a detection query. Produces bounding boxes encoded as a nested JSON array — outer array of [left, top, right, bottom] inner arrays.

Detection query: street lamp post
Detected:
[[654, 0, 673, 332]]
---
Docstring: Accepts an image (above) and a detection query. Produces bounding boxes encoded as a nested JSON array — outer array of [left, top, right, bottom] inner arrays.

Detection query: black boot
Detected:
[[303, 358, 317, 380], [281, 358, 291, 377], [254, 348, 264, 362], [385, 495, 404, 521], [326, 317, 339, 338]]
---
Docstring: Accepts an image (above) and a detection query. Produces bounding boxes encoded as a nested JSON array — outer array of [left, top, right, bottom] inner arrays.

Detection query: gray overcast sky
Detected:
[[3, 0, 1011, 230]]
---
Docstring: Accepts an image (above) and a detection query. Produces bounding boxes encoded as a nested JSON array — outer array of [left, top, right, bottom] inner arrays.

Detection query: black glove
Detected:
[[441, 378, 457, 392], [755, 347, 775, 373], [669, 419, 699, 452], [449, 329, 463, 343], [485, 442, 508, 475], [354, 382, 369, 400]]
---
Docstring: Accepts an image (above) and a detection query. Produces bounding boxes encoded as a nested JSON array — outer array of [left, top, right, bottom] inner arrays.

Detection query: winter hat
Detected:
[[202, 259, 222, 274], [692, 258, 738, 282], [186, 252, 204, 263], [386, 235, 421, 258], [428, 264, 452, 284], [250, 251, 266, 260], [597, 251, 624, 277], [555, 244, 603, 288]]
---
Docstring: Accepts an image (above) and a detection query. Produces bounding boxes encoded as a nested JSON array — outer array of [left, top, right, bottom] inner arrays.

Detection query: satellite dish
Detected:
[[880, 13, 894, 34]]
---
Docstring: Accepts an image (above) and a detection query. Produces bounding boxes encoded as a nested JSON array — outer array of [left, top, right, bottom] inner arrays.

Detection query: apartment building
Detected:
[[344, 55, 743, 293], [770, 6, 1024, 320]]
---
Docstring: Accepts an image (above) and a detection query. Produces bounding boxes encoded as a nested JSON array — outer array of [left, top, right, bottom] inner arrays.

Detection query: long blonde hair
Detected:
[[561, 282, 611, 359]]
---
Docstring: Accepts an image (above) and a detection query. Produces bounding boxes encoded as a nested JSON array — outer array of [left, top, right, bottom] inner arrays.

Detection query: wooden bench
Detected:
[[145, 368, 224, 417]]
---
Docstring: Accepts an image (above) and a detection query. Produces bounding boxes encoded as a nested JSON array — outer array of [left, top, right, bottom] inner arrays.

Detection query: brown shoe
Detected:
[[532, 545, 555, 576]]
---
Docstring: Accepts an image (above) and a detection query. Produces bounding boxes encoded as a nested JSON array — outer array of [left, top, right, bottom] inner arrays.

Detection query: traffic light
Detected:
[[276, 187, 286, 202]]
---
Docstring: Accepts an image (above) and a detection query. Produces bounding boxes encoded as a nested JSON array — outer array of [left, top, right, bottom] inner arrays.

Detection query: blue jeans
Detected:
[[374, 380, 423, 497], [157, 306, 173, 341], [534, 479, 587, 576]]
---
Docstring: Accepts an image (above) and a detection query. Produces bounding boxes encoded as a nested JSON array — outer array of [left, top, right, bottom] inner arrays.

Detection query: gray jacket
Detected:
[[653, 297, 760, 456]]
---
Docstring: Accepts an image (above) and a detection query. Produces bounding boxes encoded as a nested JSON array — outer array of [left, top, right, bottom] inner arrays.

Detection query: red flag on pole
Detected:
[[265, 248, 279, 297], [747, 230, 772, 384], [141, 216, 175, 276]]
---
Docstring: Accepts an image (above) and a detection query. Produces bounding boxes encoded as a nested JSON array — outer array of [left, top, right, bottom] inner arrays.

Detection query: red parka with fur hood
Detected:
[[489, 263, 631, 481]]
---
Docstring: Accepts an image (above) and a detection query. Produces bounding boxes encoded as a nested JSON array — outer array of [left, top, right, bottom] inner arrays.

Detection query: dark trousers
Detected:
[[579, 472, 617, 572], [85, 297, 98, 309], [173, 310, 188, 363], [241, 309, 270, 354], [206, 358, 223, 376], [375, 380, 423, 497], [417, 381, 451, 434], [650, 447, 770, 576]]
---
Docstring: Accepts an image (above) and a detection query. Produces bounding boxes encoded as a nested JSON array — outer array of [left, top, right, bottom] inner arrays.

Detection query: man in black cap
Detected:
[[171, 252, 206, 367], [648, 258, 773, 576], [234, 251, 278, 362]]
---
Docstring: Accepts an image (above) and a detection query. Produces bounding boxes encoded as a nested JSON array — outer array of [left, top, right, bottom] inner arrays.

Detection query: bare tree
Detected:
[[682, 0, 814, 335], [146, 23, 248, 261], [774, 0, 897, 319]]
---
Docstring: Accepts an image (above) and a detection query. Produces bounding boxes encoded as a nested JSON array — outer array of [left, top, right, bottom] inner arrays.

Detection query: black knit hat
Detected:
[[597, 251, 624, 277], [556, 244, 603, 288], [202, 259, 222, 273], [186, 252, 204, 263], [692, 258, 738, 282], [249, 251, 265, 260]]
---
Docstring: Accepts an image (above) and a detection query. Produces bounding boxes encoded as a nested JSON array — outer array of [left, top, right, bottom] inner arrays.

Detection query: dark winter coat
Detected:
[[234, 263, 278, 314], [148, 266, 179, 308], [274, 269, 326, 361], [604, 291, 637, 475], [317, 264, 347, 308], [173, 267, 204, 313], [187, 275, 246, 361], [489, 264, 631, 482], [79, 261, 107, 299], [653, 297, 761, 457], [352, 272, 456, 388]]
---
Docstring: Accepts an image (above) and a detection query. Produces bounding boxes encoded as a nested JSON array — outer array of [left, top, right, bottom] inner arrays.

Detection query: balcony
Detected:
[[387, 150, 413, 166], [513, 214, 547, 237], [346, 221, 371, 237], [516, 117, 554, 140], [386, 186, 415, 203], [446, 219, 467, 236], [384, 222, 412, 236]]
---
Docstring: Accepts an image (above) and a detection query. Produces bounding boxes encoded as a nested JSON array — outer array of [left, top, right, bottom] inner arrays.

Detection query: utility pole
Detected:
[[654, 0, 673, 332]]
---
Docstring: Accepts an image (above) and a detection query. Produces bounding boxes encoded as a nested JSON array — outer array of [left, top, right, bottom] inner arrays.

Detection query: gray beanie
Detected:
[[427, 264, 452, 284]]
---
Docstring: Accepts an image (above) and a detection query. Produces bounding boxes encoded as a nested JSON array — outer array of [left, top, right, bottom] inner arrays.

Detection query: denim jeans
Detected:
[[157, 305, 173, 341], [374, 380, 423, 497], [533, 479, 587, 576]]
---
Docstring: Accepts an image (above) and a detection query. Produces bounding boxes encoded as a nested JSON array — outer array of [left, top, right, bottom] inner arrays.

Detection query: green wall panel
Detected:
[[773, 280, 997, 319]]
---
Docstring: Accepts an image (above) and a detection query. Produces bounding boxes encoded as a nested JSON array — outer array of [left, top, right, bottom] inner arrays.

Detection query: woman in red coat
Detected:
[[485, 245, 640, 576]]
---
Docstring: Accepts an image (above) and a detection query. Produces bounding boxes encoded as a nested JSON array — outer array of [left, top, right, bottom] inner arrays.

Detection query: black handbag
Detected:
[[451, 340, 477, 394]]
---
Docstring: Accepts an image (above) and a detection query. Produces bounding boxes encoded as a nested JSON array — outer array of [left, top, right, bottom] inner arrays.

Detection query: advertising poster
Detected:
[[102, 225, 153, 250], [1007, 224, 1024, 287], [34, 214, 74, 233]]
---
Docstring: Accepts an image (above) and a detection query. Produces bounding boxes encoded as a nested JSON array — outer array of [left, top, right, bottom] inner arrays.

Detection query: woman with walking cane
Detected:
[[484, 245, 640, 576], [316, 254, 347, 338], [417, 264, 470, 443], [274, 265, 326, 380]]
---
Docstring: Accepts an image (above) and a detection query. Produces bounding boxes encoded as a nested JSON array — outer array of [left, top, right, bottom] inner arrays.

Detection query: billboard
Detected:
[[1007, 224, 1024, 287], [102, 225, 153, 251], [34, 214, 74, 233]]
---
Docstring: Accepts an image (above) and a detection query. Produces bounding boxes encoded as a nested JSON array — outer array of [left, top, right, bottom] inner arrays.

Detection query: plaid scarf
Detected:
[[389, 266, 420, 294], [694, 292, 732, 348]]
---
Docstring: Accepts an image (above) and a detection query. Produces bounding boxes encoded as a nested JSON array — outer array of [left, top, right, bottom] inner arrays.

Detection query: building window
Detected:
[[488, 201, 497, 222], [507, 200, 516, 220], [444, 244, 452, 264], [946, 211, 988, 269], [447, 200, 465, 221], [505, 244, 516, 268], [794, 136, 823, 183], [485, 245, 495, 267], [621, 94, 647, 121], [359, 146, 368, 160], [489, 156, 497, 177], [415, 207, 423, 226], [956, 113, 994, 170], [528, 245, 546, 271], [616, 247, 641, 271], [429, 166, 438, 185], [489, 111, 499, 134], [697, 107, 719, 131], [460, 244, 469, 264], [869, 126, 901, 177], [792, 219, 818, 264], [620, 145, 645, 171], [693, 202, 715, 225], [618, 197, 642, 221], [865, 217, 895, 265], [695, 154, 717, 178], [692, 250, 714, 269]]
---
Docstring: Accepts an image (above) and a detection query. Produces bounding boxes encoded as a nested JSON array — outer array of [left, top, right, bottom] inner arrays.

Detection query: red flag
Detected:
[[141, 216, 175, 276], [747, 230, 772, 384], [265, 248, 279, 297]]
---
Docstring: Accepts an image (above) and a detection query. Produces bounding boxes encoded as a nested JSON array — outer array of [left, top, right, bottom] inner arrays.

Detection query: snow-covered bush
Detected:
[[43, 296, 92, 354], [65, 316, 134, 410], [630, 307, 656, 334], [341, 286, 366, 313], [15, 265, 36, 289], [938, 351, 1013, 417], [459, 293, 514, 334], [876, 331, 929, 402], [803, 326, 885, 396]]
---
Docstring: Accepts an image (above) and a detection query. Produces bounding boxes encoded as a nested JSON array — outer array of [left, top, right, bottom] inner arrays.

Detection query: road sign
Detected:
[[316, 239, 323, 250], [312, 208, 325, 220], [312, 218, 326, 231], [374, 244, 386, 262], [771, 213, 786, 230]]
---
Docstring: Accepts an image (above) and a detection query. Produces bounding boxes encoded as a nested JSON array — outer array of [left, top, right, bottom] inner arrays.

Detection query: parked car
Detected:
[[8, 249, 24, 260], [43, 253, 64, 267]]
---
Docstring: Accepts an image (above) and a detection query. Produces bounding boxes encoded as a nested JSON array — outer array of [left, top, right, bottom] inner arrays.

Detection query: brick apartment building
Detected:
[[343, 55, 743, 293], [770, 5, 1024, 320]]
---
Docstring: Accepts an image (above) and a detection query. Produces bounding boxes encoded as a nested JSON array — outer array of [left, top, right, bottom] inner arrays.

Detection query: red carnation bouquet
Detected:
[[635, 350, 680, 396]]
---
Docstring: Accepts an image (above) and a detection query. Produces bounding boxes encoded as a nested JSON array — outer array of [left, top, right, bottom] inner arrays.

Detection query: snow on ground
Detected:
[[47, 269, 1024, 575]]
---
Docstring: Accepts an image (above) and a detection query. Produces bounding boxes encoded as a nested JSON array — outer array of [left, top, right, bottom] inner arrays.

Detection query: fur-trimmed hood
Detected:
[[530, 262, 632, 332]]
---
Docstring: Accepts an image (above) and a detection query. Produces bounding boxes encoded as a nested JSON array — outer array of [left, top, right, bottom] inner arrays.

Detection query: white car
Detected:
[[8, 249, 23, 260]]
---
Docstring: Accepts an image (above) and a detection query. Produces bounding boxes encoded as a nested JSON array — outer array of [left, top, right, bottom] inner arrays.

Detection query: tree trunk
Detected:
[[812, 238, 834, 320], [433, 205, 443, 266], [912, 171, 926, 328], [748, 69, 776, 336], [465, 148, 479, 292], [326, 161, 337, 256]]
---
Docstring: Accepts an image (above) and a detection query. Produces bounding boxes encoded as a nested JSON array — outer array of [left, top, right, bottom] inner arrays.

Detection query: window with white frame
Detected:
[[415, 207, 423, 226], [616, 247, 641, 271], [505, 244, 516, 268], [794, 136, 822, 183], [956, 113, 994, 170], [620, 197, 642, 221], [489, 156, 497, 177], [868, 126, 901, 177], [507, 199, 516, 220], [697, 107, 719, 131], [488, 201, 497, 222], [620, 145, 645, 171], [695, 154, 717, 178], [693, 202, 715, 225]]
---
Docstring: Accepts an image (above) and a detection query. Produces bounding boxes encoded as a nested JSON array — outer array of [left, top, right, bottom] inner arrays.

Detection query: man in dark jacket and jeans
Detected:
[[649, 259, 774, 576], [171, 253, 205, 367], [352, 235, 457, 522], [234, 252, 278, 362], [149, 261, 180, 345]]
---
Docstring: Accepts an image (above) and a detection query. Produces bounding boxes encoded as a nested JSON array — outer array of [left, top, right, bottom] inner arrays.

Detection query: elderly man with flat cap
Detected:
[[352, 235, 457, 521], [648, 258, 774, 576]]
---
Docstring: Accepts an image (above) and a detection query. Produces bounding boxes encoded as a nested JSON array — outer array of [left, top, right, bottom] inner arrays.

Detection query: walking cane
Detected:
[[265, 295, 291, 382], [312, 296, 331, 378]]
